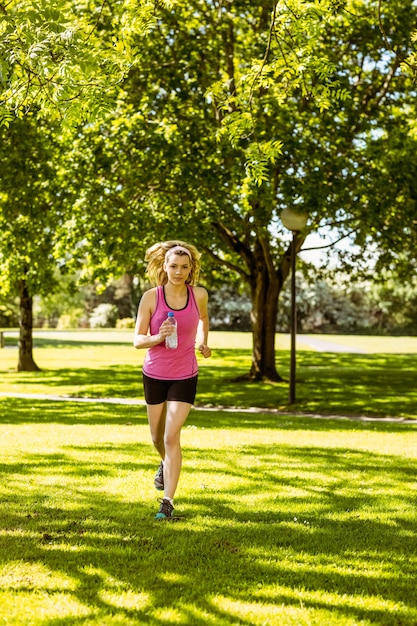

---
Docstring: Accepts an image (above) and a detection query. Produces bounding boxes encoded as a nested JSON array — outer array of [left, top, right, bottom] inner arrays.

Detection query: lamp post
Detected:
[[281, 208, 308, 404]]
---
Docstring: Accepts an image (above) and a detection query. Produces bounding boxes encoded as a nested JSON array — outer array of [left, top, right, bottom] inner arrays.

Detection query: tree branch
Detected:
[[210, 220, 254, 272], [377, 0, 417, 73], [201, 246, 250, 280], [301, 227, 360, 252]]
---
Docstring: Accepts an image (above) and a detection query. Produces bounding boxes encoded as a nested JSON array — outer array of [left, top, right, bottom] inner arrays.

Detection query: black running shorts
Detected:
[[142, 373, 198, 405]]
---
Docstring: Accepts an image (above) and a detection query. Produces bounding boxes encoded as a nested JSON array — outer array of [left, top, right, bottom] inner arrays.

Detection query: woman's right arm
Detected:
[[134, 289, 176, 349], [133, 290, 164, 349]]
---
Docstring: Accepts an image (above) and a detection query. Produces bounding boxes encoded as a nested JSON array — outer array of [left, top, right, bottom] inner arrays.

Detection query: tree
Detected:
[[0, 0, 154, 370], [66, 0, 417, 382], [0, 116, 68, 370]]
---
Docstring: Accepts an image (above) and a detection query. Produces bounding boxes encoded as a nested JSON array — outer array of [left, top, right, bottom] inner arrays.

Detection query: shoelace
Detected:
[[157, 498, 174, 516]]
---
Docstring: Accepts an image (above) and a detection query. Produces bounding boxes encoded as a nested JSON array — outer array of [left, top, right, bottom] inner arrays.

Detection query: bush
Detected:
[[57, 309, 87, 329], [116, 317, 136, 329], [0, 304, 18, 328], [89, 304, 119, 328], [208, 286, 252, 331]]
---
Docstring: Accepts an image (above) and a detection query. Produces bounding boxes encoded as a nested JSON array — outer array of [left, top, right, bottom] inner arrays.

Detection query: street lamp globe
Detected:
[[281, 207, 308, 232]]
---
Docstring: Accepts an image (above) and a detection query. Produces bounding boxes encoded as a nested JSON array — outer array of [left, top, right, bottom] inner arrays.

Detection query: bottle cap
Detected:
[[167, 312, 174, 317]]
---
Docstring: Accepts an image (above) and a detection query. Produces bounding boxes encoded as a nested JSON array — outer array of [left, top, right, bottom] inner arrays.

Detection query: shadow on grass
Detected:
[[198, 351, 417, 418], [1, 396, 416, 433], [1, 349, 417, 419], [296, 351, 417, 418], [0, 397, 147, 425], [0, 365, 142, 398], [1, 439, 417, 625]]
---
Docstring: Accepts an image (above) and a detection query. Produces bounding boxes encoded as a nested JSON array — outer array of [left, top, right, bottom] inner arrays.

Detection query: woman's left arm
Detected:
[[194, 287, 211, 358]]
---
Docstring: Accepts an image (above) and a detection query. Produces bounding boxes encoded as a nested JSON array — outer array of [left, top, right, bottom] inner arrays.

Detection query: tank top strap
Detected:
[[188, 285, 198, 313], [156, 285, 163, 308]]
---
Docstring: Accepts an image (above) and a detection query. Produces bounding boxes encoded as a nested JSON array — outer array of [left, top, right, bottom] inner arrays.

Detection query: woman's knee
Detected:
[[164, 430, 181, 450], [151, 433, 164, 448]]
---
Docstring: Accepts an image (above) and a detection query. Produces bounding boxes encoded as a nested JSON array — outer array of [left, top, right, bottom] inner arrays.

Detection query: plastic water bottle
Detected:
[[165, 312, 178, 349]]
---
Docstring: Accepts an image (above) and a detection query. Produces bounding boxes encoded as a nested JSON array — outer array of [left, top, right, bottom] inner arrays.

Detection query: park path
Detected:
[[0, 329, 370, 352], [0, 391, 415, 424], [1, 331, 415, 422], [297, 336, 367, 353]]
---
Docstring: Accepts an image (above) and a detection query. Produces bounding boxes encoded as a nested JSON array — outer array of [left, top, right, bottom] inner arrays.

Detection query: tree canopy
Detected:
[[0, 0, 157, 124], [1, 0, 417, 379], [63, 0, 417, 379]]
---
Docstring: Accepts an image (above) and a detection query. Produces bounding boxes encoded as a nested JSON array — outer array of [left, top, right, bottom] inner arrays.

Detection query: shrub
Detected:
[[57, 309, 87, 329], [116, 317, 136, 329], [89, 304, 119, 328]]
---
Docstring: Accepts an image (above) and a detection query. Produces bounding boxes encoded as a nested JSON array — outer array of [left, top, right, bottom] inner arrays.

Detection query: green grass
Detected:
[[1, 331, 417, 623], [0, 330, 416, 419], [0, 398, 416, 625]]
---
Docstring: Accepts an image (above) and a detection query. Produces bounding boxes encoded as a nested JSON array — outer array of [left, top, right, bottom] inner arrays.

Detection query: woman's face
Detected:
[[164, 254, 192, 285]]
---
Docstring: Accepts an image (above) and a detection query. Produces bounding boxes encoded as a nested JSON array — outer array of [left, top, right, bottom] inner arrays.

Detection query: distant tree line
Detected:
[[2, 270, 416, 337]]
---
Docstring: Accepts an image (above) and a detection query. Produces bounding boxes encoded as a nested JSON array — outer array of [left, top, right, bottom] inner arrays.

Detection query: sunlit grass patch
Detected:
[[0, 398, 416, 625], [1, 330, 417, 418]]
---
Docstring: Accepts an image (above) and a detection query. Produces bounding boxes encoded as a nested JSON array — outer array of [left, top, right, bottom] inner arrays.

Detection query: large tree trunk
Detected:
[[210, 222, 304, 382], [249, 245, 283, 381], [249, 235, 304, 381], [17, 279, 41, 372]]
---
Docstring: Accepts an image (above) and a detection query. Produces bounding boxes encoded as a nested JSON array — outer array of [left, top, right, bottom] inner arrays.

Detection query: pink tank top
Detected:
[[143, 285, 200, 380]]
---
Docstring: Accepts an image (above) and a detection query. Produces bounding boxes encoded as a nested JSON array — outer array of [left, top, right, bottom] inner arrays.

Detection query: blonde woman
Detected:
[[134, 240, 211, 519]]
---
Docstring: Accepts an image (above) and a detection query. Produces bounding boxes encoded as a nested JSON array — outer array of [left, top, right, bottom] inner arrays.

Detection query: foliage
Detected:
[[116, 316, 135, 329], [0, 116, 65, 296], [0, 294, 18, 327], [0, 0, 161, 125], [278, 273, 371, 334], [277, 270, 417, 335], [56, 309, 86, 330], [88, 302, 119, 328], [208, 285, 252, 331], [207, 271, 417, 334], [60, 0, 417, 381], [0, 114, 78, 368], [30, 267, 417, 334], [368, 275, 417, 334], [2, 0, 417, 377], [211, 0, 352, 184], [33, 272, 89, 328]]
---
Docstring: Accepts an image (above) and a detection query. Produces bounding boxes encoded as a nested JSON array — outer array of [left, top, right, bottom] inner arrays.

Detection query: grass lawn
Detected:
[[0, 397, 416, 625], [0, 331, 417, 623], [0, 330, 416, 419]]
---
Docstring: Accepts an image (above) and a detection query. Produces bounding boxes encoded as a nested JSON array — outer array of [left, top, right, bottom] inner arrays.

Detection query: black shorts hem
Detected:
[[142, 373, 198, 405]]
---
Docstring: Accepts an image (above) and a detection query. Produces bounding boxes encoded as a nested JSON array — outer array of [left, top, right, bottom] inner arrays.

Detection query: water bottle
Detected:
[[165, 312, 178, 349]]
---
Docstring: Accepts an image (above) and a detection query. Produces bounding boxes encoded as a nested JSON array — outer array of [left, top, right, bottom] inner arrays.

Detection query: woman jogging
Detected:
[[134, 240, 211, 519]]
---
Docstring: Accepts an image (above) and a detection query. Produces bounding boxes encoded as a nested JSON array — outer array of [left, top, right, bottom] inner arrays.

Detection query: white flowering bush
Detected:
[[89, 304, 119, 328]]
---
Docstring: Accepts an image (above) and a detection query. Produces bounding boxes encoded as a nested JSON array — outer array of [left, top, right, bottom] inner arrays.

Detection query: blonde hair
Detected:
[[145, 240, 201, 286]]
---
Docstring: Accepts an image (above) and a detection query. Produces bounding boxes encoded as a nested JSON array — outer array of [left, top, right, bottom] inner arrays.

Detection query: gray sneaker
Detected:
[[155, 498, 174, 520], [154, 461, 164, 491]]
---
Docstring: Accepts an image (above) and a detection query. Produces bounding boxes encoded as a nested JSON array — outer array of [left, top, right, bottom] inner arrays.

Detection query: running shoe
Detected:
[[154, 461, 164, 491], [155, 498, 174, 520]]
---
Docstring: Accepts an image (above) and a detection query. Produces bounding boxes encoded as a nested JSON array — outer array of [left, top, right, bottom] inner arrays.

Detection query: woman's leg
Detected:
[[163, 401, 192, 499], [147, 402, 167, 460]]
